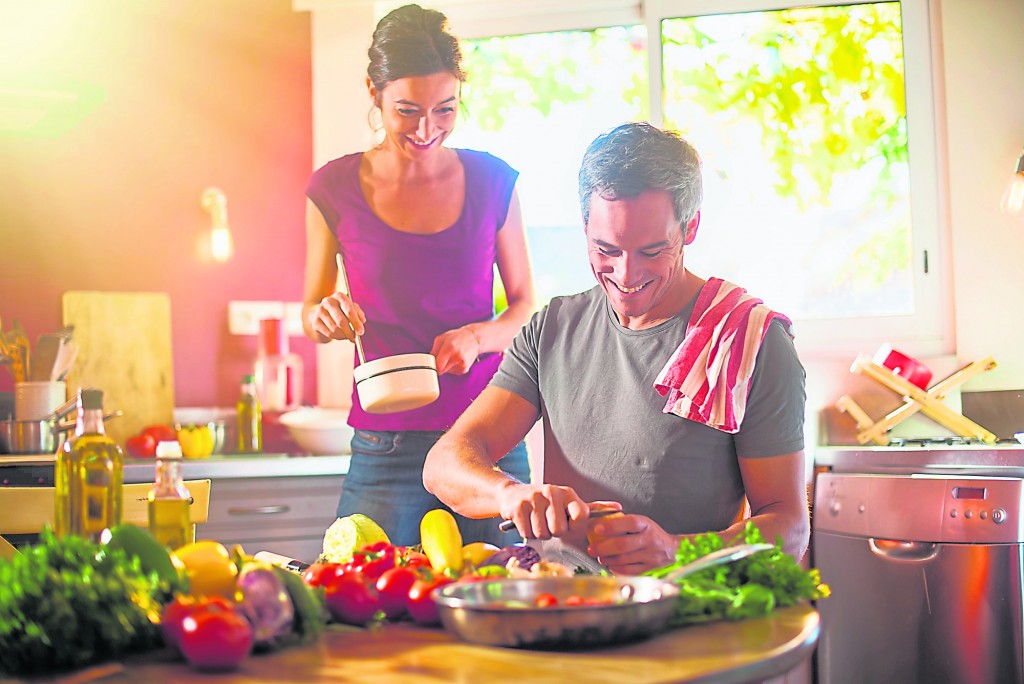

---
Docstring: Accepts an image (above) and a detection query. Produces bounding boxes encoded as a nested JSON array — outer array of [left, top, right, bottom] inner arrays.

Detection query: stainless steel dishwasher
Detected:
[[813, 472, 1024, 684]]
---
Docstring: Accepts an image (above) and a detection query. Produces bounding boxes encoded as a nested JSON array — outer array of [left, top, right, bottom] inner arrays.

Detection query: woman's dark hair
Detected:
[[367, 4, 466, 101]]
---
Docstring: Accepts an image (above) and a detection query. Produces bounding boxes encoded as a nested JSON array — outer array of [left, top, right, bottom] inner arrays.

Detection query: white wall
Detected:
[[941, 0, 1024, 386], [297, 0, 1024, 447]]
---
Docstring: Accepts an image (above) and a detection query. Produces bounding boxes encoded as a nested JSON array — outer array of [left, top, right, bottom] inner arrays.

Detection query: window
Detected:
[[451, 26, 649, 303], [444, 0, 949, 358]]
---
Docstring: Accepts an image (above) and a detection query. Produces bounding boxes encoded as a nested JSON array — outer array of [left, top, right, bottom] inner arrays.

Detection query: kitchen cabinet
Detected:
[[125, 453, 349, 562], [1, 452, 349, 562], [197, 474, 342, 561]]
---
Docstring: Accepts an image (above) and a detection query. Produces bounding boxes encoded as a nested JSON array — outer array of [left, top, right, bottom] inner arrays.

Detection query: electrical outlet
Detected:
[[227, 301, 305, 336], [228, 301, 286, 335], [283, 302, 304, 337]]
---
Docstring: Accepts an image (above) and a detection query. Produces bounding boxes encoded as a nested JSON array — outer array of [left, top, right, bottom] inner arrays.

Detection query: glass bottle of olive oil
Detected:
[[147, 440, 193, 549], [54, 388, 124, 542], [236, 373, 262, 453]]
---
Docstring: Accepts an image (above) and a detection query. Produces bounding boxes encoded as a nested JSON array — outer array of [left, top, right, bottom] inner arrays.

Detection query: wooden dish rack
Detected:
[[836, 355, 998, 446]]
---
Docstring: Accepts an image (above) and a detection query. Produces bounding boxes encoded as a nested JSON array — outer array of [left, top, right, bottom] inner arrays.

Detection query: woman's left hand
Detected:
[[431, 325, 481, 375]]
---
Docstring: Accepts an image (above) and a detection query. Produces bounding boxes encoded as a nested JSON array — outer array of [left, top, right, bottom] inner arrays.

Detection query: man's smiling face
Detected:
[[585, 189, 698, 330]]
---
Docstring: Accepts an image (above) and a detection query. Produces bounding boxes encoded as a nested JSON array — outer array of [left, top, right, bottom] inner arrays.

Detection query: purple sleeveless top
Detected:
[[306, 149, 519, 431]]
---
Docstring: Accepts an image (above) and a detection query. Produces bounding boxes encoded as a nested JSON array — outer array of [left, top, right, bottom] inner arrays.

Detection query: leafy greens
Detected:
[[644, 522, 830, 625], [0, 528, 164, 676]]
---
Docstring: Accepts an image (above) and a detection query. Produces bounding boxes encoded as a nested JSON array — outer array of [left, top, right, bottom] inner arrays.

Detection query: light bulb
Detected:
[[201, 186, 233, 262], [211, 224, 233, 262], [1001, 151, 1024, 215]]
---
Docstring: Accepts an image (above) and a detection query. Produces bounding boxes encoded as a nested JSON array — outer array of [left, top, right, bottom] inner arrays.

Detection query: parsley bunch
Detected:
[[645, 522, 830, 625], [0, 528, 164, 676]]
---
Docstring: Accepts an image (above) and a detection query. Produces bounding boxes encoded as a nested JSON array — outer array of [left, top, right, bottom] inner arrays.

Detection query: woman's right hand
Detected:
[[309, 290, 366, 343]]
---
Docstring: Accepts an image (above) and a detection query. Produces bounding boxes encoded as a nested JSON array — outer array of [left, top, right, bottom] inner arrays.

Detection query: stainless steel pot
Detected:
[[0, 419, 58, 454], [0, 410, 123, 455]]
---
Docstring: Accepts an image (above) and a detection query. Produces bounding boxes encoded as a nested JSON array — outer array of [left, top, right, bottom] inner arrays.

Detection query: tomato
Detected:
[[535, 592, 559, 608], [324, 570, 380, 626], [179, 599, 254, 671], [456, 565, 509, 584], [160, 595, 201, 651], [125, 432, 157, 458], [355, 549, 396, 581], [406, 574, 454, 626], [454, 573, 492, 585], [400, 549, 431, 569], [564, 595, 585, 607], [302, 561, 343, 589], [142, 424, 179, 444], [362, 541, 393, 554], [161, 595, 239, 653], [375, 565, 418, 620]]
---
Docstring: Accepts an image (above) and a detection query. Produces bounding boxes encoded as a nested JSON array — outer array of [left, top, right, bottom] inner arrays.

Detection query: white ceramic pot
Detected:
[[352, 353, 440, 414]]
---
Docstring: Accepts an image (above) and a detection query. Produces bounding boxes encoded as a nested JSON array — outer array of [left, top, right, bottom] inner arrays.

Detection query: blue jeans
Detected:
[[336, 429, 530, 548]]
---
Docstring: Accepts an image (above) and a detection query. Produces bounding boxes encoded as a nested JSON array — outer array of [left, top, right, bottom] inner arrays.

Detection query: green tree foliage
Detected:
[[462, 27, 649, 132], [662, 4, 911, 295], [663, 4, 906, 209]]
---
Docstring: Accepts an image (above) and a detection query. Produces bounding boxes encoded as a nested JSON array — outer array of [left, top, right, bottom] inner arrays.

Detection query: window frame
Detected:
[[400, 0, 953, 359]]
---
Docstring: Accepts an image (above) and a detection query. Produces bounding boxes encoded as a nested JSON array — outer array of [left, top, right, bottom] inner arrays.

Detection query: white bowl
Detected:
[[352, 353, 439, 414], [279, 407, 355, 455]]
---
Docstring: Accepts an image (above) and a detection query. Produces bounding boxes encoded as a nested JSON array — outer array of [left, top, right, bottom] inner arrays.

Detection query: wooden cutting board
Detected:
[[62, 291, 175, 446]]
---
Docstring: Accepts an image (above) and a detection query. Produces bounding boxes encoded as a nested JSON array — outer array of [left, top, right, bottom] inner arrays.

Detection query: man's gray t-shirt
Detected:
[[491, 285, 806, 537]]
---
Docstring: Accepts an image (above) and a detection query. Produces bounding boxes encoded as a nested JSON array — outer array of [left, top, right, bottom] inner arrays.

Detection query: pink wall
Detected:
[[0, 1, 315, 409]]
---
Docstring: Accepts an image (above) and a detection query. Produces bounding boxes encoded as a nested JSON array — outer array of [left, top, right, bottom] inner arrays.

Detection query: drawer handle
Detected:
[[227, 505, 290, 516]]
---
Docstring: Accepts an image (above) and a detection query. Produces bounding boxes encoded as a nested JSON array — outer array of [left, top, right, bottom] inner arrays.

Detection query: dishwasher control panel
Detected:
[[814, 473, 1024, 543]]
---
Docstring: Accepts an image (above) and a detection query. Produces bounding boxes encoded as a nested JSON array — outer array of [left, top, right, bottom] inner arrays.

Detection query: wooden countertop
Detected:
[[28, 605, 819, 684]]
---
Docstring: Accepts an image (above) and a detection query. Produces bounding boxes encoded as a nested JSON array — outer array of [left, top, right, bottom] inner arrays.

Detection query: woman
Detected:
[[301, 4, 536, 547]]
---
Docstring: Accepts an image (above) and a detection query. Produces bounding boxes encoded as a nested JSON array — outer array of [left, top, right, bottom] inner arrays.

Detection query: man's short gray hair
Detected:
[[578, 122, 703, 227]]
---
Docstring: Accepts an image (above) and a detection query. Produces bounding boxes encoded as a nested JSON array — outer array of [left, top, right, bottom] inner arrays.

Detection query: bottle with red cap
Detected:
[[254, 317, 303, 412]]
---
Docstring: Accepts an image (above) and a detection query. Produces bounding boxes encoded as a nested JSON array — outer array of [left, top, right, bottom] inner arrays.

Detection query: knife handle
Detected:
[[498, 507, 621, 533]]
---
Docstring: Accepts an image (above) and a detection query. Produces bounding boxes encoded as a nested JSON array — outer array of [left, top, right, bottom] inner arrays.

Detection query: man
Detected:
[[423, 122, 809, 574]]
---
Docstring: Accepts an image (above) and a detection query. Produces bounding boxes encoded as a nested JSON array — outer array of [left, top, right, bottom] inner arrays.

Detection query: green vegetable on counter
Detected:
[[645, 522, 830, 625], [0, 528, 164, 677], [271, 564, 328, 643]]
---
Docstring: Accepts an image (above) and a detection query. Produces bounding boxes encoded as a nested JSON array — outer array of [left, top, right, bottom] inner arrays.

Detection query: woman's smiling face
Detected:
[[371, 71, 460, 159], [585, 189, 698, 330]]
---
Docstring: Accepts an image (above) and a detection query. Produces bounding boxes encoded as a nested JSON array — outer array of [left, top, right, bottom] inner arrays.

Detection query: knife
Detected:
[[498, 507, 621, 533], [254, 550, 311, 573]]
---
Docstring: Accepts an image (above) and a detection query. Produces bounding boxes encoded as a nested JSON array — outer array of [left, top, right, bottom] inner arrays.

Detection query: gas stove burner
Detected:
[[889, 436, 988, 447]]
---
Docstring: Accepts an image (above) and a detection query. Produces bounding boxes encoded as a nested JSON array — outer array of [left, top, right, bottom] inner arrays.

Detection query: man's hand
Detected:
[[496, 483, 608, 539], [586, 514, 679, 574]]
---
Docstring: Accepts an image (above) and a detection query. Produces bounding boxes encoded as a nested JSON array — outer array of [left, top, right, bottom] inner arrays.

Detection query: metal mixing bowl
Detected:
[[434, 575, 679, 649]]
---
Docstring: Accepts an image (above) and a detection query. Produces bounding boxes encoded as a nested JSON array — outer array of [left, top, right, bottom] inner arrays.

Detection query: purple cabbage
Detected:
[[235, 564, 295, 647], [479, 544, 541, 571]]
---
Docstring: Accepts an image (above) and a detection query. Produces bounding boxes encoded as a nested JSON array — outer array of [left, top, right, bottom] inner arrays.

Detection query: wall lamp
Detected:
[[201, 186, 234, 262], [1001, 149, 1024, 215]]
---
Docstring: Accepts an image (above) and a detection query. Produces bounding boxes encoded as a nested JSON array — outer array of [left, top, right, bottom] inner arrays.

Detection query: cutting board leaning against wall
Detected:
[[62, 291, 175, 446]]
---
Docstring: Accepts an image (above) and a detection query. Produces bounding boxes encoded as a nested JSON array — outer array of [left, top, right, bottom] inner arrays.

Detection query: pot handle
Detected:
[[56, 409, 123, 433]]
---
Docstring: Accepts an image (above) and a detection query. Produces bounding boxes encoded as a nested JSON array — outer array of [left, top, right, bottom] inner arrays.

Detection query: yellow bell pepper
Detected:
[[461, 541, 500, 567], [176, 424, 215, 459], [171, 540, 238, 597], [420, 509, 464, 573]]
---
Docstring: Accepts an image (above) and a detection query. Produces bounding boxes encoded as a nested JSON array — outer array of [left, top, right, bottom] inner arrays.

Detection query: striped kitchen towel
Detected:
[[654, 277, 793, 433]]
